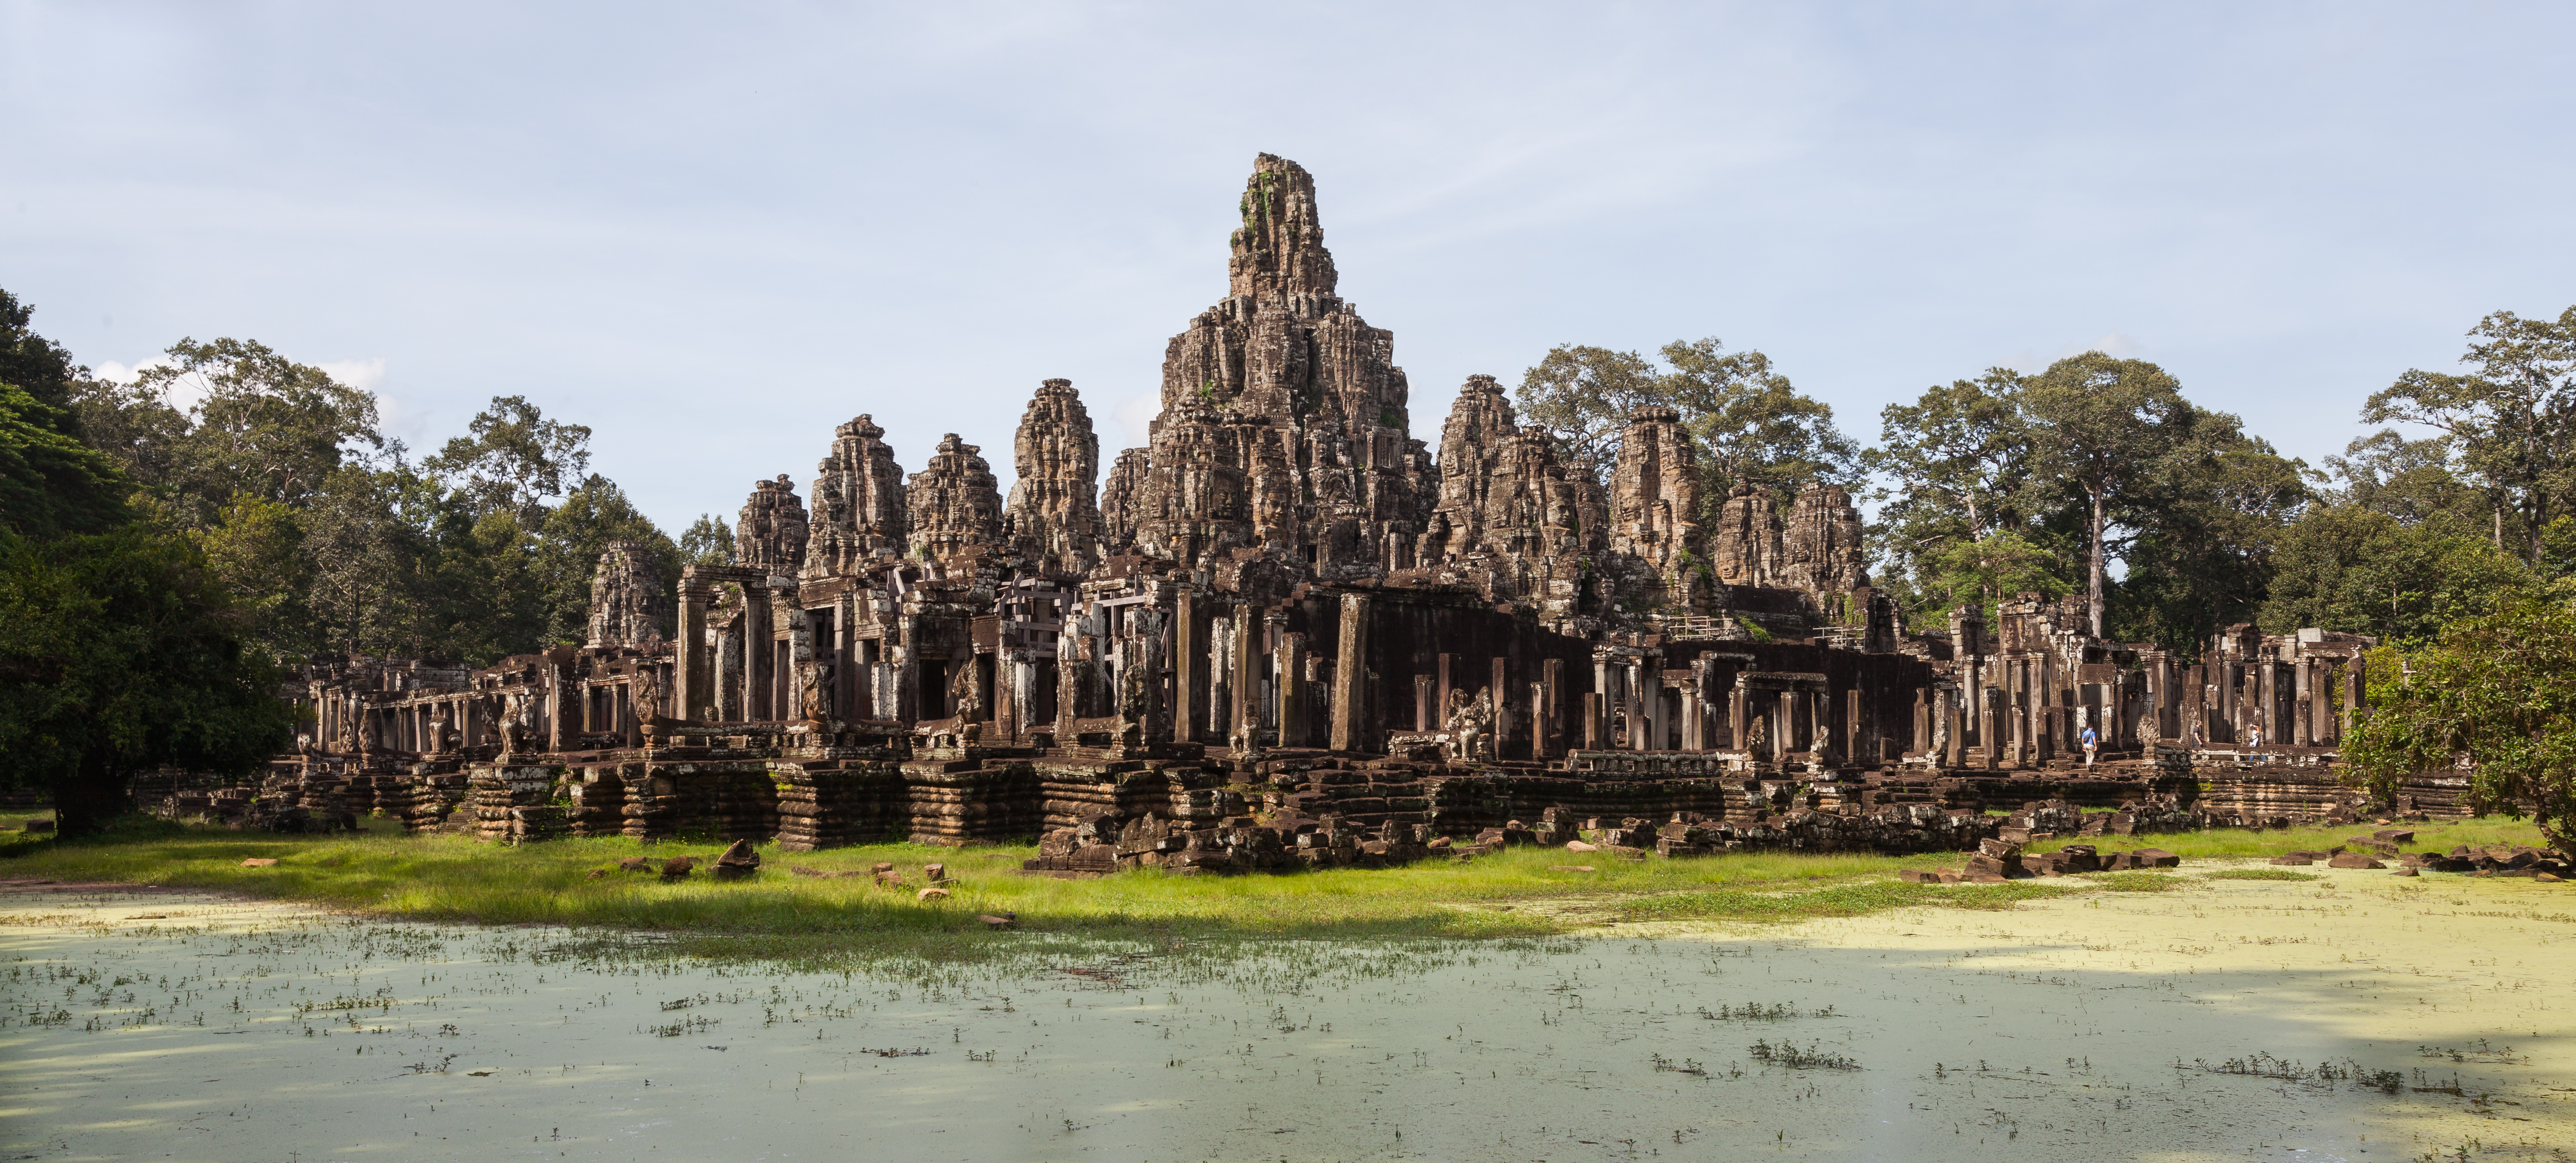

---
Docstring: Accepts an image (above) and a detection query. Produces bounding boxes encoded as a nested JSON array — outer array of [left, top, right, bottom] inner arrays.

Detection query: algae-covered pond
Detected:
[[3, 867, 2569, 1161]]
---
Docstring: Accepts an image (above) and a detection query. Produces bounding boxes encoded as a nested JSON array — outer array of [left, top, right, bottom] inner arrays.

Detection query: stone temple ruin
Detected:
[[169, 155, 2476, 871]]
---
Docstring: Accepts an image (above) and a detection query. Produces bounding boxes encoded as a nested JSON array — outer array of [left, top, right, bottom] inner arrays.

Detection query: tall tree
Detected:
[[2111, 433, 2311, 650], [2362, 305, 2576, 563], [1870, 370, 2060, 620], [0, 525, 294, 835], [0, 288, 88, 417], [1514, 344, 1664, 480], [423, 395, 593, 524], [1658, 337, 1860, 502], [124, 338, 386, 526], [2344, 593, 2576, 861], [1, 382, 132, 539], [534, 475, 680, 646], [2322, 430, 2484, 530], [2020, 352, 2207, 638], [679, 513, 737, 566], [2258, 506, 2531, 646], [1517, 336, 1856, 509]]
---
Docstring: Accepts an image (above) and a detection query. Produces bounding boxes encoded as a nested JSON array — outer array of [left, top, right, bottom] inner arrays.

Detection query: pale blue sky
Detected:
[[6, 2, 2571, 534]]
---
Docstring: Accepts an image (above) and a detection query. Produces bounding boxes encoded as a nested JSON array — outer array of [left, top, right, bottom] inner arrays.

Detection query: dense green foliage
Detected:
[[1864, 357, 2303, 651], [47, 306, 681, 665], [1, 287, 686, 827], [2342, 595, 2576, 859], [14, 272, 2576, 839], [1516, 337, 1861, 507], [0, 524, 293, 834]]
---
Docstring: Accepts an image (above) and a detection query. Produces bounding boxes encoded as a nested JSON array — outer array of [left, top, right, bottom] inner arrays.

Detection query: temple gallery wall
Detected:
[[155, 155, 2458, 870]]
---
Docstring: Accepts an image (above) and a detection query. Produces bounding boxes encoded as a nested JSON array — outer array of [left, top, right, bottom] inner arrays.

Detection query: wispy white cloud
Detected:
[[1113, 390, 1159, 450]]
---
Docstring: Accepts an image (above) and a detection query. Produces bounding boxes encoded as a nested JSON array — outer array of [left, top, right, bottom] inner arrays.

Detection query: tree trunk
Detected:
[[2089, 492, 2107, 639], [49, 751, 132, 839]]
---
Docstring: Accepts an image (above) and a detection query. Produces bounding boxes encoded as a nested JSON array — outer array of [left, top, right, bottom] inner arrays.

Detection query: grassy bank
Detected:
[[0, 815, 2550, 960]]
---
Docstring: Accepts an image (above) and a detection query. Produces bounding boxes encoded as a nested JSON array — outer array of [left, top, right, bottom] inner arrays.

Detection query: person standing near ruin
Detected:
[[2080, 722, 2099, 766], [2246, 724, 2263, 753]]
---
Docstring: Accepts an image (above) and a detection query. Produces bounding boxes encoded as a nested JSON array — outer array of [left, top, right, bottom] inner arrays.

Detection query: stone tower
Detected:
[[906, 433, 1004, 572], [1779, 481, 1869, 607], [1609, 405, 1705, 610], [1098, 448, 1150, 554], [735, 475, 810, 573], [804, 415, 907, 578], [1707, 484, 1784, 587], [1002, 379, 1103, 574], [1130, 153, 1429, 576], [585, 540, 663, 648]]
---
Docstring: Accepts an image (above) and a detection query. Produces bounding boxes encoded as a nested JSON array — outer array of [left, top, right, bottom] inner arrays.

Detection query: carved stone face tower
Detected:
[[736, 475, 810, 574], [1136, 153, 1429, 576], [1002, 379, 1104, 574], [805, 415, 907, 577], [906, 433, 1004, 572], [586, 540, 663, 648]]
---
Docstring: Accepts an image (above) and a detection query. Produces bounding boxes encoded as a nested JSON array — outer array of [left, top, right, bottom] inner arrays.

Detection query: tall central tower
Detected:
[[1128, 154, 1433, 577]]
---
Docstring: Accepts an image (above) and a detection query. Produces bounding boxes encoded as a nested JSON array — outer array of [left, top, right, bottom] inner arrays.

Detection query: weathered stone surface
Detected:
[[1141, 154, 1422, 576], [1608, 405, 1704, 612], [1706, 483, 1783, 587], [233, 152, 2490, 884], [586, 540, 663, 648], [804, 415, 907, 575], [1779, 481, 1869, 610], [735, 475, 810, 572], [1098, 448, 1150, 552], [906, 433, 1004, 572], [1002, 379, 1104, 574]]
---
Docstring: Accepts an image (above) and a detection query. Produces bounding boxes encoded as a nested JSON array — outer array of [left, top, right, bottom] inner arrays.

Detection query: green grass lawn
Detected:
[[0, 813, 2551, 962], [2021, 818, 2546, 860]]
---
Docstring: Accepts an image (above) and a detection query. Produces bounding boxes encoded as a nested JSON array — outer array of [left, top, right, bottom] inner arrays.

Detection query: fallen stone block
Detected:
[[1565, 840, 1598, 853], [240, 857, 279, 867], [660, 856, 696, 879], [918, 887, 950, 901], [713, 840, 760, 881], [2268, 855, 2313, 866], [2327, 852, 2384, 869], [977, 913, 1017, 929], [2130, 848, 2180, 868], [1549, 865, 1597, 873], [790, 865, 826, 878], [617, 856, 654, 873]]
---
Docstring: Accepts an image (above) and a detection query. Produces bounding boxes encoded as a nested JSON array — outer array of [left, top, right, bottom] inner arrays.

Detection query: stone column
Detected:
[[2298, 653, 2318, 746], [1230, 606, 1259, 749], [1845, 688, 1864, 767], [1277, 632, 1307, 748], [676, 578, 708, 722], [1728, 685, 1746, 753], [546, 650, 576, 752], [1681, 682, 1702, 751], [1329, 593, 1370, 753], [1583, 692, 1605, 750], [1172, 585, 1201, 745], [1414, 675, 1435, 733], [1437, 653, 1457, 725], [1542, 658, 1565, 758], [1640, 664, 1663, 752], [742, 586, 772, 722], [1627, 664, 1647, 752], [1490, 656, 1513, 759]]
